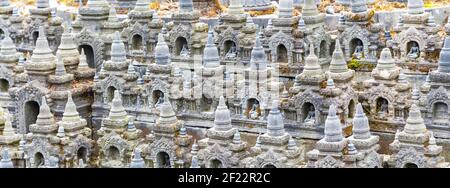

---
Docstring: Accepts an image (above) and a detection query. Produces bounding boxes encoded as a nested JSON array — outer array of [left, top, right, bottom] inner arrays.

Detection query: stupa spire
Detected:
[[328, 40, 349, 73], [36, 96, 55, 127], [108, 90, 128, 120], [110, 31, 126, 63], [352, 103, 371, 139], [404, 104, 427, 135], [214, 96, 232, 131], [155, 33, 170, 65], [203, 28, 220, 68], [438, 37, 450, 73], [267, 100, 285, 137], [324, 105, 344, 142]]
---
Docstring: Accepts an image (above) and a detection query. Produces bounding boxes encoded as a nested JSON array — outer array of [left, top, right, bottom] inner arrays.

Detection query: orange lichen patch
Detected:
[[424, 0, 450, 8], [343, 125, 353, 137], [438, 28, 447, 38], [150, 2, 160, 10], [293, 8, 301, 17], [317, 0, 346, 13], [205, 0, 226, 17], [214, 0, 227, 12], [11, 0, 35, 5], [370, 0, 406, 12], [58, 0, 77, 6], [248, 6, 276, 17], [155, 1, 178, 16]]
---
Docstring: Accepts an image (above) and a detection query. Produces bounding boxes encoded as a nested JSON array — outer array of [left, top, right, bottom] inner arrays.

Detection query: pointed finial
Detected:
[[287, 137, 297, 150], [129, 149, 146, 168], [180, 125, 187, 135], [127, 120, 137, 132], [233, 131, 241, 144], [0, 148, 14, 168], [347, 140, 358, 155], [55, 53, 67, 76], [56, 125, 65, 138]]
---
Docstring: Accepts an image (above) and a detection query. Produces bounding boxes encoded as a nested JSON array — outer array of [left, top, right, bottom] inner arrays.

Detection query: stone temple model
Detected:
[[2, 0, 450, 168]]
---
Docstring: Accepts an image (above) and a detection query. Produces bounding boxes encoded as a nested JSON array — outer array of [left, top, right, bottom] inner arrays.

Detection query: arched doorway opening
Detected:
[[156, 152, 171, 168], [152, 90, 164, 108], [32, 31, 39, 47], [330, 40, 336, 56], [319, 40, 327, 58], [0, 29, 4, 40], [404, 163, 418, 168], [106, 86, 116, 103], [263, 164, 276, 168], [350, 38, 364, 59], [406, 41, 420, 59], [348, 100, 355, 119], [107, 146, 120, 161], [302, 102, 315, 124], [209, 159, 223, 168], [78, 45, 95, 69], [223, 40, 237, 58], [433, 102, 448, 121], [24, 101, 40, 133], [0, 79, 9, 93], [246, 98, 260, 119], [132, 34, 143, 51], [277, 44, 288, 63], [77, 147, 88, 163], [376, 97, 389, 118], [175, 37, 188, 56], [201, 95, 213, 112], [34, 152, 45, 167]]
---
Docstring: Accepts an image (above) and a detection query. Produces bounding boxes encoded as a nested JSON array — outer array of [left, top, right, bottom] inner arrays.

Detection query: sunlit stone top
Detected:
[[228, 0, 244, 15], [279, 0, 294, 18], [36, 0, 49, 8], [407, 0, 424, 15], [302, 0, 319, 17], [351, 0, 367, 13], [179, 0, 194, 13]]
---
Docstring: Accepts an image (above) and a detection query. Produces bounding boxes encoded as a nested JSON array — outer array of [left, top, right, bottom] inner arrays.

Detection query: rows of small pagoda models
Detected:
[[1, 0, 450, 168]]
